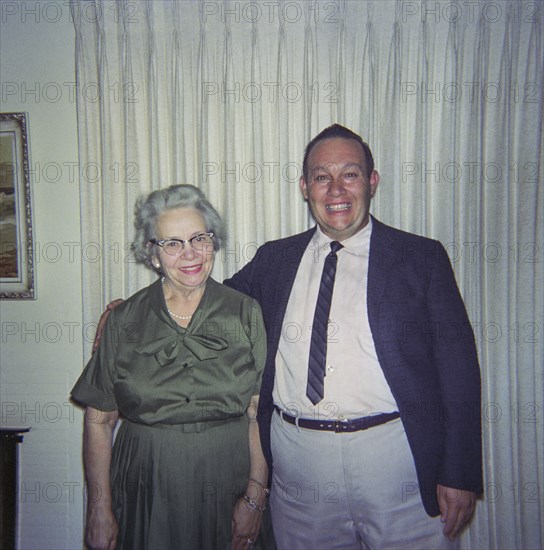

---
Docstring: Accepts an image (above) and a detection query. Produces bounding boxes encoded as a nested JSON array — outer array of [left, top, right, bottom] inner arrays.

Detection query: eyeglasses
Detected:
[[149, 232, 214, 255]]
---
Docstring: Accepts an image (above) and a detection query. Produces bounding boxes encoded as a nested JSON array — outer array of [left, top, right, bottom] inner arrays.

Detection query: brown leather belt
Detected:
[[275, 406, 400, 433]]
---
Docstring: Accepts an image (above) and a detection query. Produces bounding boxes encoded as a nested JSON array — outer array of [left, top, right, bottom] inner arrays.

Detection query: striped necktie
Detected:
[[306, 241, 343, 405]]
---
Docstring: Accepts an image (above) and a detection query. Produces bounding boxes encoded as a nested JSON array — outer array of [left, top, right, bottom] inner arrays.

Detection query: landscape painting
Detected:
[[0, 113, 34, 299]]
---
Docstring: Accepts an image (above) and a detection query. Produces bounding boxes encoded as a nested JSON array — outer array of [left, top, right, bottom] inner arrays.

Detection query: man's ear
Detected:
[[300, 176, 309, 200], [369, 170, 380, 197]]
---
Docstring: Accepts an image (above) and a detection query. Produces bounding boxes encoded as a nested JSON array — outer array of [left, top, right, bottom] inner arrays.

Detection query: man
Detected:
[[225, 124, 482, 549]]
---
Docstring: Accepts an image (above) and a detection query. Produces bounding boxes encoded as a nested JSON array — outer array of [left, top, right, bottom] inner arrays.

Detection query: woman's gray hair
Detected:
[[133, 184, 226, 271]]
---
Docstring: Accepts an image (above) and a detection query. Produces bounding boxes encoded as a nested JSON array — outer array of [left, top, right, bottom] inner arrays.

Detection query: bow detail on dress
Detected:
[[134, 331, 228, 367]]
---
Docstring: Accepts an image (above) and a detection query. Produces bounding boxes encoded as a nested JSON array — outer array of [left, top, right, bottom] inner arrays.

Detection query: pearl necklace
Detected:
[[167, 309, 192, 320], [161, 277, 195, 320]]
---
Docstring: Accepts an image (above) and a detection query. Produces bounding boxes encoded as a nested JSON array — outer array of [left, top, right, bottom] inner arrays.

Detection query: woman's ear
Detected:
[[147, 243, 161, 270]]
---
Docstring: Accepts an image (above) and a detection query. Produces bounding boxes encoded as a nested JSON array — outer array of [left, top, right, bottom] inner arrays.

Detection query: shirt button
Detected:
[[327, 365, 334, 373]]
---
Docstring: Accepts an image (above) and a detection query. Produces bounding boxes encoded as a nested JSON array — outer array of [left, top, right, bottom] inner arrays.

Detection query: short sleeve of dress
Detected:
[[71, 308, 119, 412]]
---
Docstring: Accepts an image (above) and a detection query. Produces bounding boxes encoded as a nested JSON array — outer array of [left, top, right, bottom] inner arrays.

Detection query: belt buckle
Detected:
[[334, 419, 350, 433]]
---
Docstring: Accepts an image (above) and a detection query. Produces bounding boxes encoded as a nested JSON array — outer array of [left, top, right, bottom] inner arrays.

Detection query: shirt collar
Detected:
[[312, 217, 373, 257]]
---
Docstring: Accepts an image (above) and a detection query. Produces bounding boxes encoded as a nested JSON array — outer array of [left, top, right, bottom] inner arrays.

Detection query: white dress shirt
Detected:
[[273, 219, 398, 420]]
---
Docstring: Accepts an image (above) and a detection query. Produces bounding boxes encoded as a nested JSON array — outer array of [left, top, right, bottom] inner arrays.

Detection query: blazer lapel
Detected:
[[270, 228, 315, 344], [367, 217, 397, 334]]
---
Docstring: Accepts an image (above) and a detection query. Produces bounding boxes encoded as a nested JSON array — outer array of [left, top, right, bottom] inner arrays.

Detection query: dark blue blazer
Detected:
[[225, 217, 483, 516]]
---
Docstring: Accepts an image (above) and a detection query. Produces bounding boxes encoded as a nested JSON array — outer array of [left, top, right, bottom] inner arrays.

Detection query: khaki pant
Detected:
[[270, 412, 458, 550]]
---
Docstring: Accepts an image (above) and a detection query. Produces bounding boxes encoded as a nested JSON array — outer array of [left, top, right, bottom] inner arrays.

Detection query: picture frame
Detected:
[[0, 113, 35, 299]]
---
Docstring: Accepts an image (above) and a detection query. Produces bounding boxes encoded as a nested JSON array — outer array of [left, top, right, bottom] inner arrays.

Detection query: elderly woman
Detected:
[[71, 185, 269, 550]]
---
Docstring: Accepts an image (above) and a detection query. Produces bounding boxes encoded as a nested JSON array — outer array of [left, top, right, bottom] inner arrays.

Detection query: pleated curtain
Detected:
[[72, 1, 543, 548]]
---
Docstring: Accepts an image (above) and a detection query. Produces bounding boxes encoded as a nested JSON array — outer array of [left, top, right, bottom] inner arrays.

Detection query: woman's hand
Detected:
[[85, 505, 118, 550], [231, 497, 263, 550]]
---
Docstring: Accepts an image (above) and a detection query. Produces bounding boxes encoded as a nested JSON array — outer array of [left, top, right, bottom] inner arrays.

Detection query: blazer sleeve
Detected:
[[427, 242, 483, 493], [224, 244, 270, 303], [224, 259, 257, 297]]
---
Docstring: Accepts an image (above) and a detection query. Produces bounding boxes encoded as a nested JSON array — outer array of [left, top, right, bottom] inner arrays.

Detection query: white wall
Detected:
[[1, 3, 85, 548]]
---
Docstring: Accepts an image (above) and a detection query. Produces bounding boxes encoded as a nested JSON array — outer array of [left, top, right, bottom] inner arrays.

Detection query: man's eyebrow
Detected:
[[311, 162, 364, 171]]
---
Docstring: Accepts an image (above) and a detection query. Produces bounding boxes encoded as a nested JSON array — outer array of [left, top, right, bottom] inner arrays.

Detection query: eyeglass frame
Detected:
[[149, 232, 215, 255]]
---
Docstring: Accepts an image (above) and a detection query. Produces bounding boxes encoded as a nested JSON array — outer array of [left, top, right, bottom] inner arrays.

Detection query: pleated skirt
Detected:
[[110, 418, 251, 550]]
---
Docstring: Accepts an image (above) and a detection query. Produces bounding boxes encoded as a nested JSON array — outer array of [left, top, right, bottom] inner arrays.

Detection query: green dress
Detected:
[[72, 278, 268, 550]]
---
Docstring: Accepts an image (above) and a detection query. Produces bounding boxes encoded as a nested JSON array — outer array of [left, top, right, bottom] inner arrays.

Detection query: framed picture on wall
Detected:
[[0, 113, 35, 299]]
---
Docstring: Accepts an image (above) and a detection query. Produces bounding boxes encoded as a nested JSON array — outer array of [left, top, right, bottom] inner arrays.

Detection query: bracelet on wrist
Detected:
[[243, 493, 266, 513], [248, 478, 270, 497]]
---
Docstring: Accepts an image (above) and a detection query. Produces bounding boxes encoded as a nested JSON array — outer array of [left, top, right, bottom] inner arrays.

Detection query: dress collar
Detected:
[[140, 278, 228, 366]]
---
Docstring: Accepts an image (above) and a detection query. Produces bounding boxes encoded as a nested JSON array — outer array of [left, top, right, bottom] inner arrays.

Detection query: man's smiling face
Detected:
[[300, 137, 380, 242]]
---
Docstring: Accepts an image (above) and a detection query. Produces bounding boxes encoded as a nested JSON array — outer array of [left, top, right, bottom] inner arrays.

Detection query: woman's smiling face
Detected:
[[152, 208, 214, 294]]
